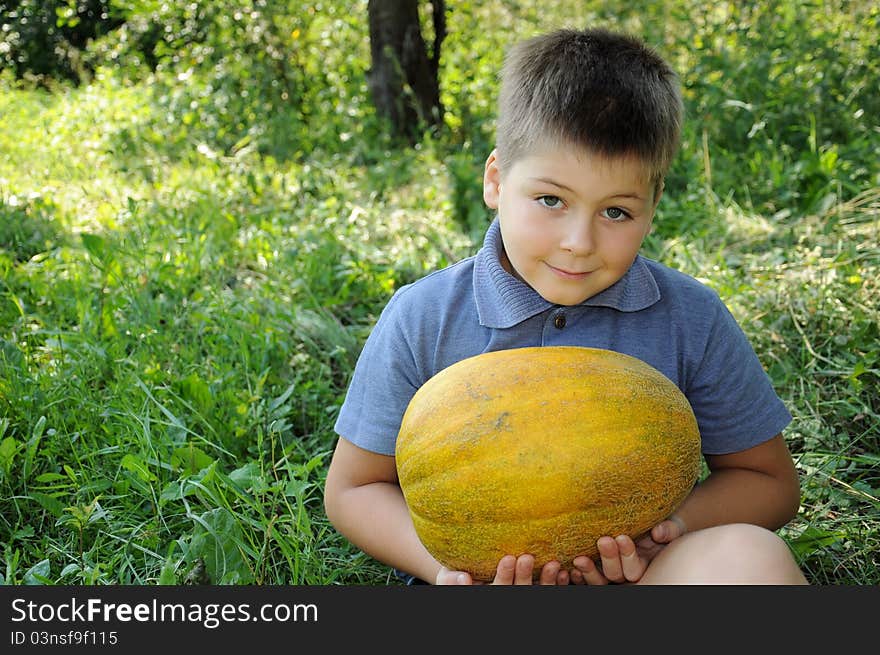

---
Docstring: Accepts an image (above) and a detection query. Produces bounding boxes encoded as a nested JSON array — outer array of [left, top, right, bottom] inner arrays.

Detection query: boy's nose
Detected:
[[559, 217, 595, 255]]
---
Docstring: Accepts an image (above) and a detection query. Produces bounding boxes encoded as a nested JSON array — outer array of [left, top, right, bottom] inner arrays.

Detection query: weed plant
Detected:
[[0, 0, 877, 585]]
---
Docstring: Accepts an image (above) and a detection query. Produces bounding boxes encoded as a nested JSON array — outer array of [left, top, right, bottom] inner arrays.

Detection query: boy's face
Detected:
[[483, 143, 661, 306]]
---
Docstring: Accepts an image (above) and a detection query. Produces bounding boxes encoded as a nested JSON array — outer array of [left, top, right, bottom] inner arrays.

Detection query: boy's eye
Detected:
[[537, 195, 562, 208], [602, 206, 630, 221]]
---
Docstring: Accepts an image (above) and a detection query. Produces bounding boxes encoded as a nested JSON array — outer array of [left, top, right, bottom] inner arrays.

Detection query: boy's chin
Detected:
[[536, 289, 596, 306]]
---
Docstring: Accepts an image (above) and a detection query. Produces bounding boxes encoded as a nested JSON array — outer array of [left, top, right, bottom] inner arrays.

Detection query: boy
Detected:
[[324, 27, 807, 584]]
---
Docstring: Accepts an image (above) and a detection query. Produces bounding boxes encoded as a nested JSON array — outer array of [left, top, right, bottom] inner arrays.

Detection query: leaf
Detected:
[[179, 372, 214, 412], [0, 339, 24, 368], [60, 563, 82, 578], [788, 526, 846, 558], [120, 453, 157, 482], [86, 499, 109, 524], [23, 416, 46, 481], [101, 301, 118, 338], [81, 233, 109, 266], [851, 481, 880, 499], [63, 465, 78, 482], [0, 436, 22, 478], [159, 461, 218, 504], [187, 508, 254, 584], [13, 526, 35, 540], [228, 461, 260, 489], [35, 472, 69, 483], [159, 479, 197, 503], [171, 444, 215, 475], [269, 381, 297, 416], [158, 543, 179, 585], [28, 492, 65, 518], [284, 478, 310, 498], [23, 559, 51, 585]]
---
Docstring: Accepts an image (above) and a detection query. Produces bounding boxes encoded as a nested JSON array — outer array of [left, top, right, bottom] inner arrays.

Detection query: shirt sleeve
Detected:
[[686, 298, 792, 455], [333, 288, 424, 456]]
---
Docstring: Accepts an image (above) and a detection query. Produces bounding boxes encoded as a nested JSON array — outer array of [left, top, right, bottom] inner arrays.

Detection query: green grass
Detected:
[[1, 0, 878, 585]]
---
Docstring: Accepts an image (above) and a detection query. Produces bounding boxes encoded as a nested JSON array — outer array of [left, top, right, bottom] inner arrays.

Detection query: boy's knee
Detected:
[[643, 523, 807, 584], [707, 523, 794, 566]]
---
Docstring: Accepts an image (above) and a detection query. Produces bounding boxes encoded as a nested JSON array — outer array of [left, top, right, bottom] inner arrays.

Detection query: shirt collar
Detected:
[[473, 217, 661, 328]]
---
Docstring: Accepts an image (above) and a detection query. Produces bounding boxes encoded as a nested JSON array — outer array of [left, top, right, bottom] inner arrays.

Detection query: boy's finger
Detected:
[[539, 560, 561, 585], [616, 535, 645, 582], [514, 554, 535, 585], [597, 536, 624, 582], [572, 555, 608, 585], [492, 555, 517, 584]]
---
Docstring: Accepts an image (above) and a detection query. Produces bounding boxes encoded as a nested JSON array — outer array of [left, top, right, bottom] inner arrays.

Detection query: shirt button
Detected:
[[553, 312, 566, 329]]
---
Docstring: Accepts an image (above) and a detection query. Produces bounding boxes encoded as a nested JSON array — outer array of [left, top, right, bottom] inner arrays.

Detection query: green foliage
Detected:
[[674, 1, 879, 215], [0, 1, 123, 83], [84, 0, 382, 162], [0, 196, 66, 263], [0, 0, 877, 585]]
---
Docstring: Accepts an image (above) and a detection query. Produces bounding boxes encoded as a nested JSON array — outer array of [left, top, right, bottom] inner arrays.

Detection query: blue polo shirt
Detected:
[[334, 218, 791, 456]]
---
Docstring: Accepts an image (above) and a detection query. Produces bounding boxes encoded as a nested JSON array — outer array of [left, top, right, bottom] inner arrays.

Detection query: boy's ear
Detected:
[[652, 179, 665, 212], [644, 180, 664, 236], [483, 149, 501, 209]]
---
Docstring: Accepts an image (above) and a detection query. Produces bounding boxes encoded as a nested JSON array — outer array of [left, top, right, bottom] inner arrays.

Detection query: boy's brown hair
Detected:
[[495, 28, 683, 188]]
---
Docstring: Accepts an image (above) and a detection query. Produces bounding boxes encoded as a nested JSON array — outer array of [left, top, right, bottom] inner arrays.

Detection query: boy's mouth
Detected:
[[546, 262, 592, 279]]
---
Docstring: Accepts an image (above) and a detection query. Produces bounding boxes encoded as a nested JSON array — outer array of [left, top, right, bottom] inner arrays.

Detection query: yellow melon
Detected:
[[395, 346, 702, 581]]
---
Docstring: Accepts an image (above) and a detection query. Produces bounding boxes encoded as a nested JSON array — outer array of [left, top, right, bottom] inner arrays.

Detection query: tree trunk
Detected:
[[367, 0, 445, 141]]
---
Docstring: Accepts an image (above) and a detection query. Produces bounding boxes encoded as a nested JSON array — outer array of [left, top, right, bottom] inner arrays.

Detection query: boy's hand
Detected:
[[435, 554, 571, 585], [569, 515, 687, 584]]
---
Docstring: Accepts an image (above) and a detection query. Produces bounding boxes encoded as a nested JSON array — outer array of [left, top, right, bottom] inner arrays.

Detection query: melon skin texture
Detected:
[[395, 346, 702, 582]]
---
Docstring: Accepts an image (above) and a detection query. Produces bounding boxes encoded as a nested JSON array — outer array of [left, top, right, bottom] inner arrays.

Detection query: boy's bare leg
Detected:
[[637, 523, 808, 585]]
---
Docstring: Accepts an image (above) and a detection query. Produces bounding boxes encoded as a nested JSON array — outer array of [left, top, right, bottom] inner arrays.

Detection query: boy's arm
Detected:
[[568, 433, 801, 585], [323, 436, 446, 584], [324, 436, 570, 585], [671, 432, 801, 533]]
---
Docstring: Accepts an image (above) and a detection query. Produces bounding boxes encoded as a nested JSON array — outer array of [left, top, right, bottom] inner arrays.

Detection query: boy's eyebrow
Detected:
[[528, 177, 646, 201], [607, 192, 647, 201], [528, 176, 574, 192]]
